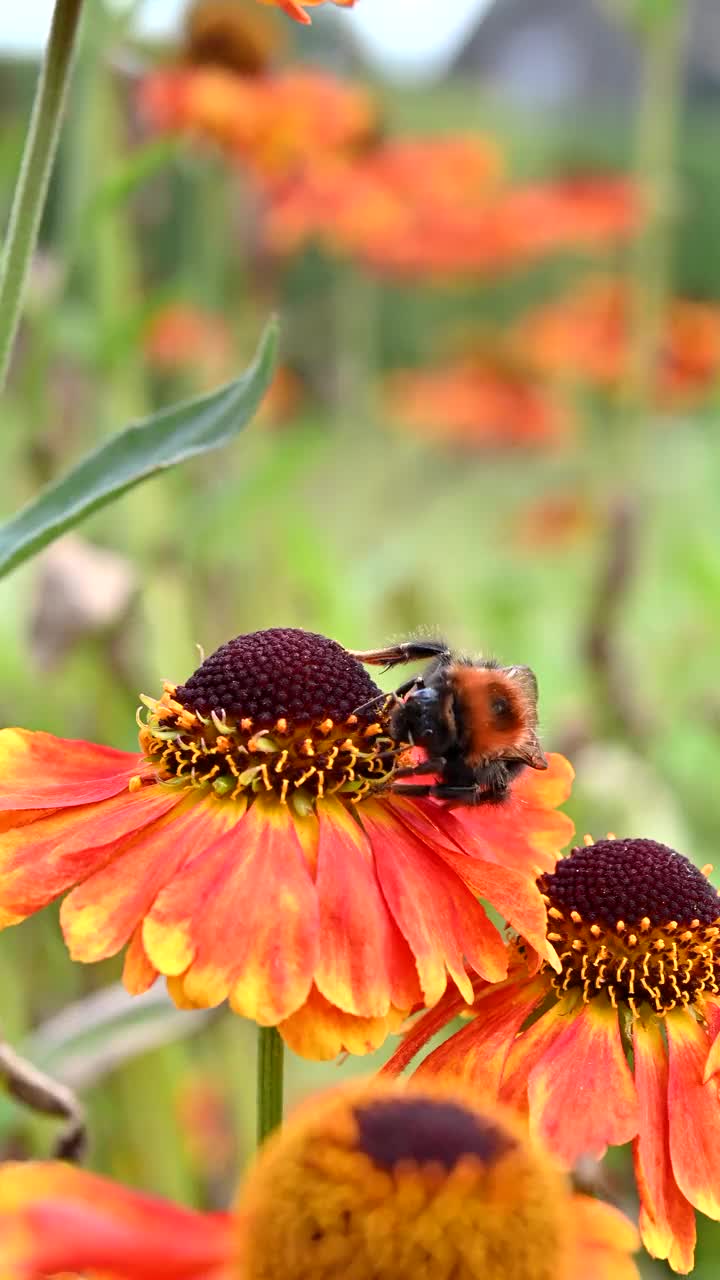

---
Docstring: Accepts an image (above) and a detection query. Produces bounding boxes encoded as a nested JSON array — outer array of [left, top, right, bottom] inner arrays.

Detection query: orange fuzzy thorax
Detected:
[[450, 665, 538, 765]]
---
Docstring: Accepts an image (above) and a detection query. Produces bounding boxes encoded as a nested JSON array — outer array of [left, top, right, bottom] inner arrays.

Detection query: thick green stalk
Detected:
[[0, 0, 85, 390], [256, 1026, 284, 1145]]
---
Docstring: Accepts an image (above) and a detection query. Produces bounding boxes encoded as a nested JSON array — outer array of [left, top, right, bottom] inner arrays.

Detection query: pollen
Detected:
[[137, 628, 402, 807], [538, 838, 720, 1016]]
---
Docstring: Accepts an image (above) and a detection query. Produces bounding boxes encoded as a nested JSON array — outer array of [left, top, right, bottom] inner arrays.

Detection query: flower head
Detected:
[[516, 276, 720, 408], [384, 360, 571, 452], [265, 155, 640, 281], [0, 1078, 639, 1280], [184, 0, 285, 75], [139, 66, 375, 180], [387, 836, 720, 1272], [0, 628, 573, 1059]]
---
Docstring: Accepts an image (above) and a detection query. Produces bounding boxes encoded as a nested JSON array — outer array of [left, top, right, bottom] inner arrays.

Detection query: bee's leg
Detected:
[[349, 640, 450, 671], [0, 1040, 86, 1161], [392, 758, 445, 779]]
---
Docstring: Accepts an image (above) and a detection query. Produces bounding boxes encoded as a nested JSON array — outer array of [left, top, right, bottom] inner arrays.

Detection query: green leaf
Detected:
[[0, 318, 278, 579]]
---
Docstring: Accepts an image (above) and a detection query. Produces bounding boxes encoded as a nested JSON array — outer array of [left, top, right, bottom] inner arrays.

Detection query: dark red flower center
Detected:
[[540, 837, 720, 929], [138, 628, 402, 809], [354, 1098, 516, 1173], [176, 628, 383, 728], [538, 838, 720, 1015]]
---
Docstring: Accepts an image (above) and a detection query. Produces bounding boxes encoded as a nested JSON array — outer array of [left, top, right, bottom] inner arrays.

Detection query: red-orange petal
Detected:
[[0, 784, 183, 926], [144, 798, 319, 1024], [381, 979, 484, 1078], [416, 976, 546, 1091], [528, 1000, 639, 1163], [360, 800, 507, 1006], [0, 1160, 234, 1279], [0, 728, 146, 810], [313, 799, 419, 1018], [632, 1018, 696, 1273], [701, 997, 720, 1083], [123, 926, 159, 994], [568, 1195, 640, 1280], [387, 795, 555, 961], [500, 998, 569, 1111], [278, 984, 406, 1060], [666, 1007, 720, 1220], [60, 793, 238, 963], [449, 752, 575, 876]]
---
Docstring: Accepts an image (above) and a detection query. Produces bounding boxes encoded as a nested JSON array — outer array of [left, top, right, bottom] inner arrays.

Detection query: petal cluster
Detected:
[[0, 629, 574, 1060], [386, 836, 720, 1273]]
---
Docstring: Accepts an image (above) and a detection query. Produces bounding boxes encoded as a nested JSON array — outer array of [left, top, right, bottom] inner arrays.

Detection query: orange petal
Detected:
[[666, 1007, 720, 1220], [272, 0, 312, 22], [278, 985, 405, 1060], [449, 752, 575, 876], [0, 809, 56, 834], [0, 785, 183, 926], [528, 1000, 638, 1163], [0, 1160, 233, 1278], [569, 1195, 640, 1280], [701, 997, 720, 1082], [417, 976, 545, 1090], [123, 926, 159, 995], [0, 728, 146, 810], [632, 1018, 696, 1273], [145, 798, 318, 1024], [427, 839, 559, 971], [500, 998, 570, 1111], [360, 800, 507, 1006], [61, 794, 237, 963], [381, 980, 481, 1078], [313, 799, 419, 1018]]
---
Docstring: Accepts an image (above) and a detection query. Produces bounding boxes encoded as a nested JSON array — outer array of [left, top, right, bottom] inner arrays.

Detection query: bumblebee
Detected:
[[351, 638, 547, 805]]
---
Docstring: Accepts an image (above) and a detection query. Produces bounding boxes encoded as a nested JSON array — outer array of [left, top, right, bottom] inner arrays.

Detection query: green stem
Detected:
[[0, 0, 85, 390], [256, 1026, 284, 1145]]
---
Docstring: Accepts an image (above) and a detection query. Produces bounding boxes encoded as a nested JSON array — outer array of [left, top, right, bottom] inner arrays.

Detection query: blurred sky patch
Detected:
[[1, 0, 492, 76]]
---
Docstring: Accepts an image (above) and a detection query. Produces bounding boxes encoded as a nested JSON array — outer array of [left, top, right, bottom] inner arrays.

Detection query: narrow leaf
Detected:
[[0, 318, 278, 579]]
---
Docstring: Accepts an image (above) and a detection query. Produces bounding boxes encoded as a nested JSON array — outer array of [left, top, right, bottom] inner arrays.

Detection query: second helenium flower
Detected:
[[0, 628, 573, 1058]]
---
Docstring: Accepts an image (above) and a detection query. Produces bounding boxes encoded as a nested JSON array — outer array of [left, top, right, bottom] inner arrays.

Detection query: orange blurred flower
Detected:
[[139, 66, 375, 180], [0, 1078, 639, 1280], [385, 836, 720, 1274], [514, 495, 596, 552], [144, 303, 234, 386], [265, 147, 640, 280], [259, 0, 355, 23], [384, 360, 572, 451], [177, 1073, 237, 1179], [143, 305, 303, 417], [0, 628, 573, 1060], [517, 277, 720, 407]]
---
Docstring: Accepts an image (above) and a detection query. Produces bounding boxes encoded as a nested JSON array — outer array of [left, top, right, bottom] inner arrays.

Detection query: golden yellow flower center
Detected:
[[136, 629, 402, 809], [238, 1081, 571, 1280], [539, 837, 720, 1016]]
